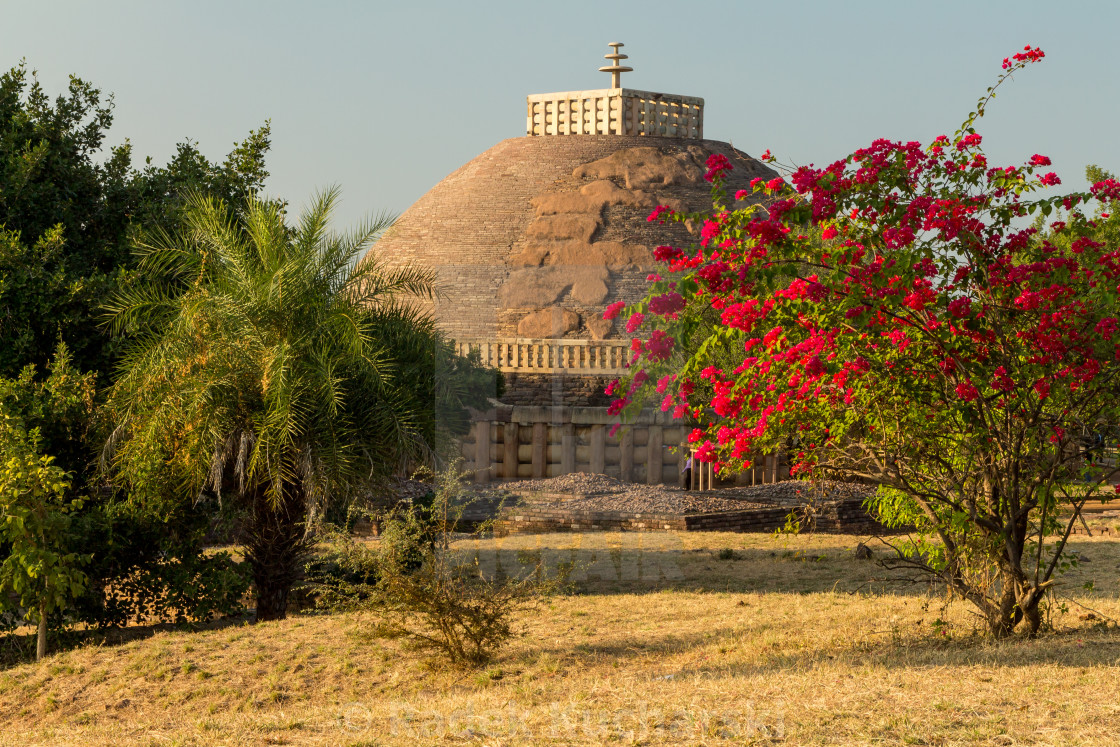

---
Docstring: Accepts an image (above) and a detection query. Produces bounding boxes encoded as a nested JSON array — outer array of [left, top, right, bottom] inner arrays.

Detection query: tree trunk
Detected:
[[36, 600, 47, 661], [243, 482, 309, 622], [1022, 598, 1043, 637], [984, 569, 1045, 638]]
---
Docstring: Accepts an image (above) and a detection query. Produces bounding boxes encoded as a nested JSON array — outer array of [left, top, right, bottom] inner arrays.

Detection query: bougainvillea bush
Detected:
[[610, 47, 1120, 637]]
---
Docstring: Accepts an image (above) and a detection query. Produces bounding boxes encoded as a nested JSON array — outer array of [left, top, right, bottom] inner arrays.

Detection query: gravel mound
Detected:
[[499, 473, 631, 496], [558, 492, 771, 515], [494, 474, 875, 516]]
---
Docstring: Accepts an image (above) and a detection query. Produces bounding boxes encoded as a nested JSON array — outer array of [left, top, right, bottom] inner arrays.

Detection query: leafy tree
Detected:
[[610, 47, 1120, 637], [0, 61, 272, 381], [0, 346, 95, 659], [0, 63, 277, 642], [0, 414, 89, 661], [0, 345, 247, 634], [105, 189, 446, 620]]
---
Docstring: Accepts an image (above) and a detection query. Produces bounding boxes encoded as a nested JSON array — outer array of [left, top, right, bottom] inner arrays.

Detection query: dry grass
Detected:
[[2, 529, 1120, 745]]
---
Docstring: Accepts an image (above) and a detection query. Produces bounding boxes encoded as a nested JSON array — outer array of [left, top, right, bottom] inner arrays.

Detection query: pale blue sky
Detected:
[[3, 0, 1117, 228]]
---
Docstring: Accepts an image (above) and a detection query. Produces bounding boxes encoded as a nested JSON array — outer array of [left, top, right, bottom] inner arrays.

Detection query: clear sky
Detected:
[[3, 0, 1117, 229]]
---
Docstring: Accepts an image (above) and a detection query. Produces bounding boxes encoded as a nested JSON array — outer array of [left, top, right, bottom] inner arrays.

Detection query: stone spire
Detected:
[[598, 42, 633, 89], [526, 42, 703, 139]]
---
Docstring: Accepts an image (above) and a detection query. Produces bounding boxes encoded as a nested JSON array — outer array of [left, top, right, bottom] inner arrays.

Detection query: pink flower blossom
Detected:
[[955, 381, 980, 402], [704, 153, 732, 183], [649, 292, 686, 317]]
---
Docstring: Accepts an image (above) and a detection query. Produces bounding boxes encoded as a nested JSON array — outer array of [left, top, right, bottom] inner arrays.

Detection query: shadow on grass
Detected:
[[0, 612, 253, 669], [520, 617, 1120, 680], [455, 544, 942, 597], [452, 535, 1120, 598]]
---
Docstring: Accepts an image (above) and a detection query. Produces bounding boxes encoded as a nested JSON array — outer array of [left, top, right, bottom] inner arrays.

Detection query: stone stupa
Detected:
[[373, 44, 780, 484]]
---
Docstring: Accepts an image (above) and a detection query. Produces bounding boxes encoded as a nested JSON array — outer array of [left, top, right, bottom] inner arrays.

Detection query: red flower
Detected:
[[700, 220, 721, 247], [603, 301, 625, 320], [1003, 45, 1045, 69], [649, 292, 686, 317], [992, 366, 1015, 392], [955, 381, 980, 402], [704, 153, 733, 183], [644, 330, 675, 362], [948, 297, 972, 318]]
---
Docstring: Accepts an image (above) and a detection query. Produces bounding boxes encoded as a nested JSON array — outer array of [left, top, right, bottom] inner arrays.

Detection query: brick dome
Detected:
[[374, 135, 777, 342]]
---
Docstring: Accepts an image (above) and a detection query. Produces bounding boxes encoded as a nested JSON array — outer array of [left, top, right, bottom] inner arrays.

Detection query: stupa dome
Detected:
[[373, 43, 777, 406]]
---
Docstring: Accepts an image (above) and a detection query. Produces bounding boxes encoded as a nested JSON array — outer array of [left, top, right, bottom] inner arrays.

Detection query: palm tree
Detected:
[[104, 188, 437, 620]]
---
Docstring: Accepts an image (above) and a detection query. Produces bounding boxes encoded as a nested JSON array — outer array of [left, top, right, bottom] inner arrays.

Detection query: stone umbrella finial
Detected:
[[598, 42, 633, 89]]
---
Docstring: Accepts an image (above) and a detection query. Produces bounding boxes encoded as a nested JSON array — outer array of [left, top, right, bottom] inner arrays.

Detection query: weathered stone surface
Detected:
[[531, 180, 651, 215], [517, 308, 581, 338], [572, 145, 707, 190], [578, 178, 654, 207], [500, 266, 609, 308], [586, 316, 613, 340], [511, 240, 649, 271], [372, 136, 777, 341], [524, 213, 601, 244], [596, 241, 652, 268]]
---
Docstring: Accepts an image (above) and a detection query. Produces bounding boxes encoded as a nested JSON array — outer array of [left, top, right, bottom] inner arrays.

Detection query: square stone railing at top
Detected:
[[454, 338, 632, 375], [526, 88, 703, 139]]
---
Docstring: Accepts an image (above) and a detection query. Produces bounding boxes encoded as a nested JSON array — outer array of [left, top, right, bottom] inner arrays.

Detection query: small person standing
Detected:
[[682, 454, 694, 490]]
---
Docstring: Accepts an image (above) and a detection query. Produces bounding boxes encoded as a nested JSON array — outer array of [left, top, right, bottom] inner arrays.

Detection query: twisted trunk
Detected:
[[243, 481, 309, 622], [980, 562, 1044, 638]]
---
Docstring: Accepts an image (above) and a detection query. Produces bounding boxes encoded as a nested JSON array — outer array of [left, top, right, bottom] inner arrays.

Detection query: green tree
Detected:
[[105, 189, 442, 620], [0, 343, 248, 633], [611, 49, 1120, 637], [0, 61, 272, 381], [0, 415, 89, 660]]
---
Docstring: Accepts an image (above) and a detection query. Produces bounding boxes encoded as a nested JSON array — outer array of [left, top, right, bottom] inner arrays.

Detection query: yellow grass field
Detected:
[[2, 529, 1119, 746]]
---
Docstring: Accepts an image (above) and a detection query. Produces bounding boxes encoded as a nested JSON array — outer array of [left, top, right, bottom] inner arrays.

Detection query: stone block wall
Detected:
[[501, 373, 613, 408]]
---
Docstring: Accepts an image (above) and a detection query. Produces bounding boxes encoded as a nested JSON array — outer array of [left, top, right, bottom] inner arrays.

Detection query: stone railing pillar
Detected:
[[590, 424, 606, 474], [561, 423, 576, 474], [503, 423, 519, 480], [473, 420, 491, 484], [647, 425, 663, 486], [620, 428, 634, 482], [531, 422, 547, 478]]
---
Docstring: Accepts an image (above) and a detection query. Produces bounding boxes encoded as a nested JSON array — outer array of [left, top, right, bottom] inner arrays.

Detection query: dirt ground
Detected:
[[2, 530, 1119, 745]]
